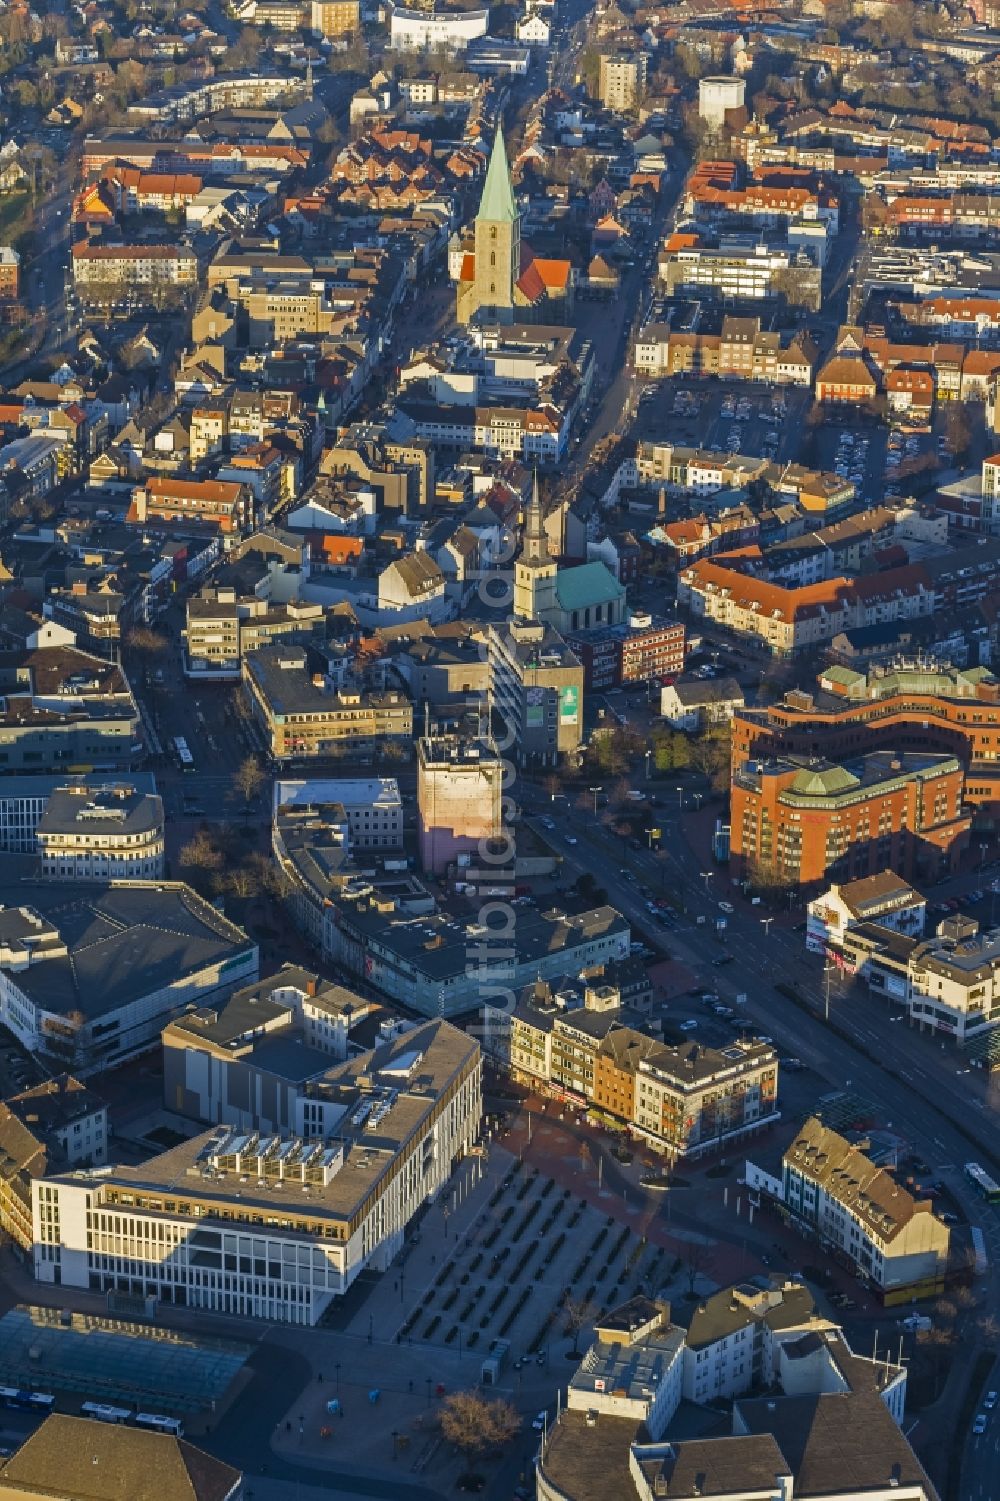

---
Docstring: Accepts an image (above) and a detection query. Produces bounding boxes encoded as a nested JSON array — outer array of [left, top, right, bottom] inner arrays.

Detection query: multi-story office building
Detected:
[[185, 589, 323, 680], [417, 737, 503, 874], [34, 1020, 481, 1324], [567, 1298, 685, 1439], [758, 1117, 951, 1300], [733, 661, 1000, 813], [0, 773, 158, 854], [388, 4, 489, 51], [488, 618, 584, 765], [660, 238, 822, 311], [35, 783, 165, 881], [0, 879, 257, 1074], [243, 647, 413, 763], [731, 751, 970, 890]]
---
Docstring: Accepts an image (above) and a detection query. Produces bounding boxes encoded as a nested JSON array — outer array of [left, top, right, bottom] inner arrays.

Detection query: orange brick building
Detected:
[[731, 750, 970, 889], [732, 663, 1000, 816]]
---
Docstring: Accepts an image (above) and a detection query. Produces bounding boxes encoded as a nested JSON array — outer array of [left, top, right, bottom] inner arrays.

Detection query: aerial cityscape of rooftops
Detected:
[[2, 0, 1000, 1496]]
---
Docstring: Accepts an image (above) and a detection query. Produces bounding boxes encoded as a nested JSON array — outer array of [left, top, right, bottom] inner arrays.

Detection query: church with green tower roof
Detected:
[[456, 131, 573, 325]]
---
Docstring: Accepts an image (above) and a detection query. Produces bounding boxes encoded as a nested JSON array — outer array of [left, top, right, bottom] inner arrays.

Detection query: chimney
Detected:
[[658, 486, 667, 518]]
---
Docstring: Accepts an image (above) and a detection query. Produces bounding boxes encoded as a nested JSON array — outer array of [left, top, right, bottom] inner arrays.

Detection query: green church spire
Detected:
[[477, 130, 518, 225]]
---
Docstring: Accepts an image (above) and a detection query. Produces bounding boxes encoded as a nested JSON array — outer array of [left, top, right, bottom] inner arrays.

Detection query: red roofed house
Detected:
[[128, 476, 252, 535]]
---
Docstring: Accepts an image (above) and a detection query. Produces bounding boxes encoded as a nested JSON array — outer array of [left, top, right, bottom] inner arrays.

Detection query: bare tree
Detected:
[[226, 863, 263, 899], [178, 830, 223, 894], [562, 1297, 599, 1356], [683, 1238, 716, 1297], [128, 625, 169, 657], [439, 1391, 520, 1471], [233, 754, 266, 812]]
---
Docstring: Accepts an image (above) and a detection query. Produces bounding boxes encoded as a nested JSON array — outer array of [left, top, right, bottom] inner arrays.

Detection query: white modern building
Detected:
[[274, 777, 403, 850], [35, 783, 165, 881], [34, 1020, 481, 1324], [388, 4, 489, 51], [0, 774, 158, 854], [567, 1298, 685, 1439]]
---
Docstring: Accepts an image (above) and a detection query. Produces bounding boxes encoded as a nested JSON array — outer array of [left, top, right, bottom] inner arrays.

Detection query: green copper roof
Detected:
[[478, 130, 517, 225], [555, 562, 625, 611], [790, 766, 860, 797]]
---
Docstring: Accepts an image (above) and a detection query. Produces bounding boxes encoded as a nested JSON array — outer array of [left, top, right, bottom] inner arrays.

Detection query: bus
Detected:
[[965, 1162, 1000, 1203], [0, 1388, 55, 1413], [135, 1413, 184, 1437], [81, 1402, 133, 1425], [173, 737, 195, 772]]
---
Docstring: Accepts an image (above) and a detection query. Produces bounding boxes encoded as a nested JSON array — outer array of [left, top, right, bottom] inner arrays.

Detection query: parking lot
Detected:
[[634, 378, 811, 465], [814, 421, 888, 505]]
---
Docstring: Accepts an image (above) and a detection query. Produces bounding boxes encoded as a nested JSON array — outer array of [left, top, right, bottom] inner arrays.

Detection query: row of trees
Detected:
[[585, 720, 732, 792]]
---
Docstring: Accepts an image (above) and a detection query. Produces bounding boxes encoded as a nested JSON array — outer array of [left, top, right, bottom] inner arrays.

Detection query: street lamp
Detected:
[[589, 785, 602, 816], [644, 750, 652, 781], [823, 963, 836, 1022], [700, 870, 714, 895], [760, 917, 774, 937], [676, 786, 684, 809]]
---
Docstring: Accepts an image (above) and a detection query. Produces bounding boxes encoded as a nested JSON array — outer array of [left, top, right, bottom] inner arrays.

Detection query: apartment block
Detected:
[[0, 245, 20, 300], [71, 243, 198, 294], [311, 0, 359, 33], [598, 52, 648, 113], [806, 870, 927, 957], [841, 913, 1000, 1043], [485, 988, 779, 1160], [129, 476, 252, 536], [761, 1117, 951, 1300]]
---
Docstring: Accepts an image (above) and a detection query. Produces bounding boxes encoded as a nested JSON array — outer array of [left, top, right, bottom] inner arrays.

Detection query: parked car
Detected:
[[532, 1411, 548, 1432], [973, 1414, 988, 1436], [718, 901, 735, 914]]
